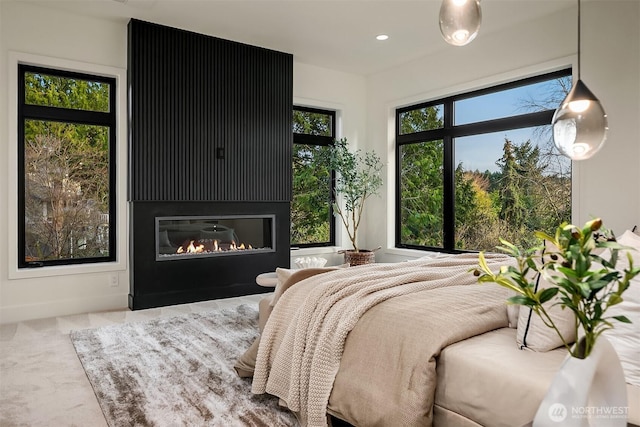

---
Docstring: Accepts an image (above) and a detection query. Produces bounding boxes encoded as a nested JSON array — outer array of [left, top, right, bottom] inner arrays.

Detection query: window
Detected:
[[291, 106, 336, 247], [18, 65, 116, 267], [396, 69, 572, 253]]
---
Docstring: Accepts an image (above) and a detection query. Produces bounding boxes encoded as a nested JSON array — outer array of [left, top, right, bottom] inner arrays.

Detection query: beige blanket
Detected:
[[251, 253, 515, 426]]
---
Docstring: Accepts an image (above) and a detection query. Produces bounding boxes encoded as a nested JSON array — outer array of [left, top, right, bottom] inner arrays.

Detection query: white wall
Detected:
[[575, 1, 640, 232], [0, 2, 130, 324], [291, 62, 368, 266], [0, 1, 366, 323], [366, 1, 640, 263]]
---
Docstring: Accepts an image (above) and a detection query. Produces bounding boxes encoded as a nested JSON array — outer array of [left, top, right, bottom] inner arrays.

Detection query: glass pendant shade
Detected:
[[439, 0, 482, 46], [552, 79, 608, 160]]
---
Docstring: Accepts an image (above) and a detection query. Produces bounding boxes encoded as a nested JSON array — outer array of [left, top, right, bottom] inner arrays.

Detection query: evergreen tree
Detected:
[[497, 138, 527, 231]]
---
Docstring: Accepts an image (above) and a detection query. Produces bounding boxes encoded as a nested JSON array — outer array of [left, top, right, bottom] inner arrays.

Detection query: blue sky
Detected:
[[456, 127, 548, 173], [453, 79, 563, 173]]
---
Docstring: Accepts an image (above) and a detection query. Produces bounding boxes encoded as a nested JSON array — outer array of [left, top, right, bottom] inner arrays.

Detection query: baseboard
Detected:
[[128, 283, 271, 310], [0, 293, 129, 324]]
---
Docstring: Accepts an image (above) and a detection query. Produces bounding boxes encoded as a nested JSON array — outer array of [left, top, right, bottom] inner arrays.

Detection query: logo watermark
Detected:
[[547, 403, 628, 422], [548, 403, 567, 422]]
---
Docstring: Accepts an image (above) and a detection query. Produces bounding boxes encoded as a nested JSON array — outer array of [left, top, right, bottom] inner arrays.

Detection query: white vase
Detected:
[[533, 336, 628, 426]]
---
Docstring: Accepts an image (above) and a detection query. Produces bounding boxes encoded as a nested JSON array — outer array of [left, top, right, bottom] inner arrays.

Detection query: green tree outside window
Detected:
[[20, 66, 115, 266]]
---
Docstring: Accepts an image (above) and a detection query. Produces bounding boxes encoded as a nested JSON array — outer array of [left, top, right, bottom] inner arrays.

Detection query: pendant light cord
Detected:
[[577, 0, 581, 80]]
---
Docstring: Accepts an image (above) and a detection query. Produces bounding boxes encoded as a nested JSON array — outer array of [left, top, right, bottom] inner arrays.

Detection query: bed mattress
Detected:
[[434, 328, 567, 427]]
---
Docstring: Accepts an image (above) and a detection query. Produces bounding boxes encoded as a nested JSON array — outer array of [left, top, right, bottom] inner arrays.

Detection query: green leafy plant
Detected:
[[474, 218, 640, 359], [322, 138, 383, 252]]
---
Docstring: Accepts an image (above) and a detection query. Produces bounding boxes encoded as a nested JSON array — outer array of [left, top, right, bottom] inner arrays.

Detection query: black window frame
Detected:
[[292, 105, 336, 248], [395, 68, 572, 253], [18, 64, 117, 268]]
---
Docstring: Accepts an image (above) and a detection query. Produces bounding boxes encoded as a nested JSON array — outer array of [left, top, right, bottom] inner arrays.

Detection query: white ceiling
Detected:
[[21, 0, 575, 75]]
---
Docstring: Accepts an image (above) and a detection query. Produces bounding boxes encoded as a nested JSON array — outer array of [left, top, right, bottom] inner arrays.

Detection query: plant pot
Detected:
[[344, 250, 375, 266], [533, 336, 627, 426]]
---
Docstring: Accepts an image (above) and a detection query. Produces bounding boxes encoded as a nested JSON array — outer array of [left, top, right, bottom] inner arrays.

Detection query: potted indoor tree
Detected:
[[322, 138, 383, 265]]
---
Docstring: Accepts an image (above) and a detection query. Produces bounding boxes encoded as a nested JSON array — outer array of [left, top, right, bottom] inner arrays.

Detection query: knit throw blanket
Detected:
[[251, 253, 515, 426]]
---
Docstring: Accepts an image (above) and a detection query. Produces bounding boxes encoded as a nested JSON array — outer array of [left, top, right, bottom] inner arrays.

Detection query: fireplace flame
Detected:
[[177, 240, 205, 254], [172, 237, 259, 257]]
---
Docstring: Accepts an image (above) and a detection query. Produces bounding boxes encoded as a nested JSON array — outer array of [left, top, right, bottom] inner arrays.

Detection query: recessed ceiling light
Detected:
[[376, 34, 389, 41]]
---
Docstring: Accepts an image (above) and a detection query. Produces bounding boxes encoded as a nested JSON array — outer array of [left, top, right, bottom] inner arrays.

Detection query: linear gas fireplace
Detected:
[[129, 202, 290, 310], [156, 215, 275, 261]]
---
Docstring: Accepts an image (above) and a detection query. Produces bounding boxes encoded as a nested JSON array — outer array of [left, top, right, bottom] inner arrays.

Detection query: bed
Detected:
[[241, 253, 515, 425], [236, 250, 640, 427]]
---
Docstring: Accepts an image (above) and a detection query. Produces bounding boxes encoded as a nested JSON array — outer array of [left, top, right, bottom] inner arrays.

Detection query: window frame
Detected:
[[292, 105, 336, 248], [395, 68, 572, 253], [17, 64, 117, 268]]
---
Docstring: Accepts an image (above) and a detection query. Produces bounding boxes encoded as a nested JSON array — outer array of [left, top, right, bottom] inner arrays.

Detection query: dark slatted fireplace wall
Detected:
[[128, 19, 293, 310]]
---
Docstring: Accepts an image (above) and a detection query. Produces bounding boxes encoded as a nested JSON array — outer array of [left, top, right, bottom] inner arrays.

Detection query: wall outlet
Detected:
[[109, 273, 119, 287]]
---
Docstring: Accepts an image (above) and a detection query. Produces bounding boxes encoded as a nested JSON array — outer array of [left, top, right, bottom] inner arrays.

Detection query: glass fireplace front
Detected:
[[155, 214, 275, 261]]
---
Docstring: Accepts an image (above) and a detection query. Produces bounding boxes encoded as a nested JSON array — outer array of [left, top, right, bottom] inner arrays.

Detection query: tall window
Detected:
[[18, 65, 116, 267], [291, 106, 336, 247], [396, 69, 572, 253]]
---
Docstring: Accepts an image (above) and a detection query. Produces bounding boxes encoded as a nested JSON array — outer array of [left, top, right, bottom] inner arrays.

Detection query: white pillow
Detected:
[[602, 229, 640, 386], [507, 304, 520, 329], [618, 228, 640, 251], [271, 267, 301, 306], [516, 278, 576, 352], [270, 264, 349, 307], [517, 244, 576, 352]]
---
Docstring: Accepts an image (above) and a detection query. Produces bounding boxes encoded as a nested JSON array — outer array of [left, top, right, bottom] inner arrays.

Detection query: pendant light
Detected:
[[552, 0, 608, 160], [439, 0, 482, 47]]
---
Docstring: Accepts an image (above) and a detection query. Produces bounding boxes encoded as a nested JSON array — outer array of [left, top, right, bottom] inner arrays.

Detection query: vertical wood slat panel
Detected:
[[128, 19, 293, 202]]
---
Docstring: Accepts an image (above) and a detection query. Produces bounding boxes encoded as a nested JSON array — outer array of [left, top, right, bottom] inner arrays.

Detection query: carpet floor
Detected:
[[70, 303, 298, 427]]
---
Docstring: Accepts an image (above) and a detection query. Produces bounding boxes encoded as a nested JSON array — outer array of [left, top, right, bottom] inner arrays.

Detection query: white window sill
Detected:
[[290, 246, 343, 256], [8, 261, 126, 280]]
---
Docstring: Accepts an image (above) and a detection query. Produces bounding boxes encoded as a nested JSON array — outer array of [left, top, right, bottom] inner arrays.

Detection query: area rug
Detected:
[[70, 304, 298, 427]]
